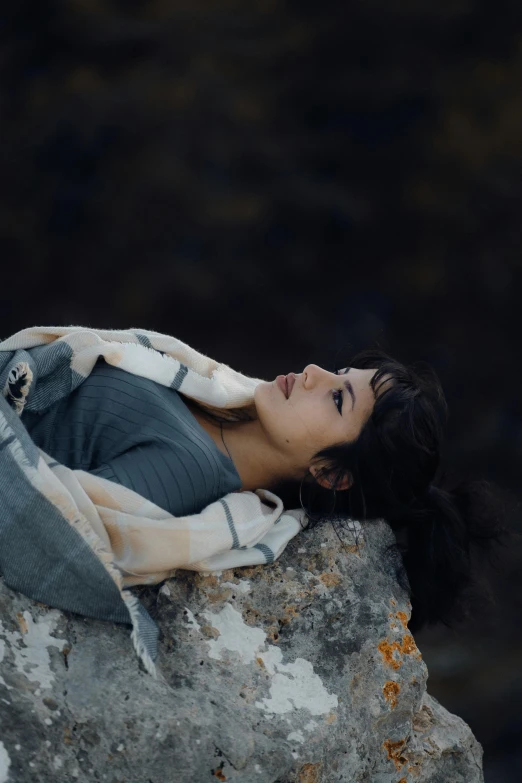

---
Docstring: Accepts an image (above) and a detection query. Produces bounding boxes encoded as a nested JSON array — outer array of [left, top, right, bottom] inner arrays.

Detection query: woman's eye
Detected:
[[332, 367, 349, 414], [333, 388, 343, 414]]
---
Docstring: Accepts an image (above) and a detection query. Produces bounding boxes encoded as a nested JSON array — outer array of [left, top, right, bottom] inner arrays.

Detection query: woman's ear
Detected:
[[310, 465, 353, 491]]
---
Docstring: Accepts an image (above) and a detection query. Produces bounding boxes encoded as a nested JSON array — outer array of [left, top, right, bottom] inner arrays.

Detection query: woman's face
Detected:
[[254, 363, 386, 484]]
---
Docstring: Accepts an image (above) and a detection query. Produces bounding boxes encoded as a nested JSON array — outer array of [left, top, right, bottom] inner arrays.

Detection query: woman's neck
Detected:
[[184, 400, 289, 491]]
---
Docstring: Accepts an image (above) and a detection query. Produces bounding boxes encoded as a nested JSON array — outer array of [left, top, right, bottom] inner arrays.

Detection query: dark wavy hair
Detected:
[[273, 348, 513, 634]]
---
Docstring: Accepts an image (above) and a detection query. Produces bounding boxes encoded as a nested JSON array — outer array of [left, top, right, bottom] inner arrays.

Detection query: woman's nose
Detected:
[[302, 364, 327, 388]]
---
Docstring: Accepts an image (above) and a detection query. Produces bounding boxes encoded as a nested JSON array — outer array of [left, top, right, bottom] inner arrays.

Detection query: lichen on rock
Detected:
[[0, 517, 483, 782]]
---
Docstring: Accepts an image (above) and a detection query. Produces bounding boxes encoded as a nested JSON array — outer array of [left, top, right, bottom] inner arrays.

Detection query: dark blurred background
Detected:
[[2, 1, 521, 779]]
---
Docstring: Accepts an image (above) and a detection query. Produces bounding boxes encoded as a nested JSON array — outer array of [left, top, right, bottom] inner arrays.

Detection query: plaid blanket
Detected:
[[0, 325, 303, 676]]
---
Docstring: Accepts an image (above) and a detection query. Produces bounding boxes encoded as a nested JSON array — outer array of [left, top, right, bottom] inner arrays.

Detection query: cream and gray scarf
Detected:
[[0, 325, 303, 676]]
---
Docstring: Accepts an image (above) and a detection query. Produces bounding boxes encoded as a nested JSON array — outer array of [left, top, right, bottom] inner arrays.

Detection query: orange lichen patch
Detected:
[[319, 572, 342, 588], [16, 612, 28, 634], [389, 610, 409, 634], [395, 611, 409, 630], [212, 768, 227, 781], [383, 681, 400, 709], [377, 639, 403, 670], [402, 634, 422, 660], [206, 590, 230, 604], [382, 738, 408, 771], [235, 564, 269, 579], [298, 762, 322, 783], [256, 657, 266, 669], [390, 598, 397, 606], [63, 727, 73, 745], [194, 574, 219, 589], [398, 778, 408, 783], [324, 712, 337, 724], [378, 634, 423, 669]]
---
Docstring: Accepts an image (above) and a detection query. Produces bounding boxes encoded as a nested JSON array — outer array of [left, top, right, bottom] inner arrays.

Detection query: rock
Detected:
[[0, 518, 484, 782]]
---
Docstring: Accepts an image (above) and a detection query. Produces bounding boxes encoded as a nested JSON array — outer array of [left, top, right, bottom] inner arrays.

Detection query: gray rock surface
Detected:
[[0, 517, 484, 783]]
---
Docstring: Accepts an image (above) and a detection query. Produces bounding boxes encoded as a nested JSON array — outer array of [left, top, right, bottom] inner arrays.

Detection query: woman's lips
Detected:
[[276, 375, 288, 397], [276, 374, 296, 398]]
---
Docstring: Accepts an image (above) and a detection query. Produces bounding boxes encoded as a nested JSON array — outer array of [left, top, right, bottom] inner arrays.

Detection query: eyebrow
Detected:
[[342, 369, 356, 411]]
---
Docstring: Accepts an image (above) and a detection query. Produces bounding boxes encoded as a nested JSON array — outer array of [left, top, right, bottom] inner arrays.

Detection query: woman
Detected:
[[19, 335, 508, 636]]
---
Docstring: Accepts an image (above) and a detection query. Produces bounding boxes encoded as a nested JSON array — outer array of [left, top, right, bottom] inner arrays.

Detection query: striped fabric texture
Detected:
[[0, 326, 304, 676], [21, 358, 244, 518]]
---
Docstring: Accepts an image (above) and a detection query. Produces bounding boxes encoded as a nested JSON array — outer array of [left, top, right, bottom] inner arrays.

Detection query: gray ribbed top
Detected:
[[21, 357, 242, 517]]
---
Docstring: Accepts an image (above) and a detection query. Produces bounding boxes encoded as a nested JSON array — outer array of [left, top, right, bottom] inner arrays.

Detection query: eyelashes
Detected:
[[333, 367, 349, 414], [333, 387, 343, 414]]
